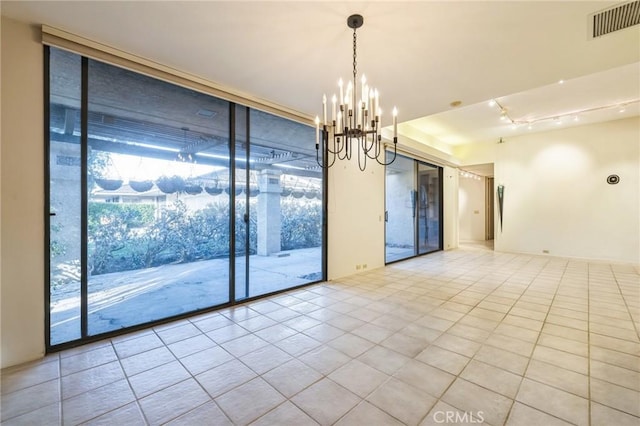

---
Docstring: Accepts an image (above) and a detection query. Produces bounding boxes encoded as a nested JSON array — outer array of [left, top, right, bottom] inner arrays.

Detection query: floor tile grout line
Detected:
[[610, 264, 640, 343], [4, 250, 639, 425], [358, 255, 616, 424], [57, 354, 63, 426], [135, 262, 636, 424], [165, 306, 344, 425], [59, 339, 149, 425], [163, 329, 249, 425], [278, 260, 481, 426], [414, 253, 558, 425], [108, 338, 149, 426], [133, 326, 225, 424], [496, 256, 568, 425]]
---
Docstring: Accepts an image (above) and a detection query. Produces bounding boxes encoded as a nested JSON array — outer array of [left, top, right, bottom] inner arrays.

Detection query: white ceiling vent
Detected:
[[590, 0, 640, 38]]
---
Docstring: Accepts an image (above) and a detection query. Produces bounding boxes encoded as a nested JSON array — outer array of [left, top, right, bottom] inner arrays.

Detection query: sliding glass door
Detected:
[[47, 46, 325, 348], [48, 49, 82, 344], [247, 109, 323, 298], [84, 58, 233, 336], [417, 162, 442, 255], [384, 154, 416, 262], [385, 153, 442, 263]]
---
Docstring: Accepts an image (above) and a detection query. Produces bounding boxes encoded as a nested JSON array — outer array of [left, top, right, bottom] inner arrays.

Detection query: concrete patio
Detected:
[[51, 247, 322, 344]]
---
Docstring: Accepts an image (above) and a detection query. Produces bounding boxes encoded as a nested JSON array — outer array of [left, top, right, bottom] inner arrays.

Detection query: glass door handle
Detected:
[[384, 211, 388, 222], [49, 212, 57, 216]]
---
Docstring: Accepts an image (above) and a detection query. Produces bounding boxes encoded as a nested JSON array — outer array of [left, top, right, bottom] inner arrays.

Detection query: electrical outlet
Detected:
[[363, 264, 367, 269], [356, 264, 362, 270]]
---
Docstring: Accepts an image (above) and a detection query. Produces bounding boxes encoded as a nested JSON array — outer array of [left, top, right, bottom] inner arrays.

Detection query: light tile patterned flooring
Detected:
[[2, 249, 639, 425]]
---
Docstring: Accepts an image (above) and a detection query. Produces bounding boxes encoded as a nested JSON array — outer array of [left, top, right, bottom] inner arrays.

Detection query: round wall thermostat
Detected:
[[607, 175, 620, 185]]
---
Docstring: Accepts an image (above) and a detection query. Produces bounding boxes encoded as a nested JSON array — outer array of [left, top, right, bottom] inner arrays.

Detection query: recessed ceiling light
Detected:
[[488, 100, 496, 107], [558, 80, 564, 84]]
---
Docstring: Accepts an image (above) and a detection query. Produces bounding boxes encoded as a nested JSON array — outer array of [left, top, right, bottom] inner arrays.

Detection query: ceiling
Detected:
[[2, 1, 639, 149]]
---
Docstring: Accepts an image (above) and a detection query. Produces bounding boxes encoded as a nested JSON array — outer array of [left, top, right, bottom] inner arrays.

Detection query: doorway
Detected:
[[457, 164, 494, 250]]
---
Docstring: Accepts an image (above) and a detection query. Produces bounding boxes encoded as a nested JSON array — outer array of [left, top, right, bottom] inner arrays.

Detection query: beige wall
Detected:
[[457, 117, 640, 264], [442, 166, 459, 251], [1, 17, 46, 368], [327, 159, 385, 279]]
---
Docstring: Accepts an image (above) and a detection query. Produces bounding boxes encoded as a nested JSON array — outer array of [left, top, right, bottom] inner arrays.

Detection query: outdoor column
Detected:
[[257, 169, 282, 256]]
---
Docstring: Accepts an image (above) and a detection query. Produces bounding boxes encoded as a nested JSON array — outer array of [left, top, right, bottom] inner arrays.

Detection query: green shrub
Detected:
[[281, 199, 322, 250], [87, 197, 321, 275], [87, 202, 154, 274]]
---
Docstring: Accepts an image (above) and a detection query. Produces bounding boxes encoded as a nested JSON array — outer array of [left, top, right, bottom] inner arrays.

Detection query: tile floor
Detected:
[[2, 249, 639, 425]]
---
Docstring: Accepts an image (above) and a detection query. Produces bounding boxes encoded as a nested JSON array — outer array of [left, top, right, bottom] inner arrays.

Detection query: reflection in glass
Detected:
[[85, 59, 231, 335], [49, 48, 82, 345], [47, 49, 325, 345], [385, 152, 442, 263], [385, 153, 416, 262], [418, 163, 441, 254], [247, 110, 323, 298]]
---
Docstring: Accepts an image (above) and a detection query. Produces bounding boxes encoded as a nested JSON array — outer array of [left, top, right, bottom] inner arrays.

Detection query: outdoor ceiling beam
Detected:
[[50, 133, 322, 178]]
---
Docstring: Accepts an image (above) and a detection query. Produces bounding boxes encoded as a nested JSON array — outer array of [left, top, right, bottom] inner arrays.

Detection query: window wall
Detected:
[[385, 152, 443, 263], [47, 47, 325, 347]]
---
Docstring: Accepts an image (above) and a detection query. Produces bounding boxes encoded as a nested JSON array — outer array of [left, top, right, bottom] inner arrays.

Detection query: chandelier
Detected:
[[316, 14, 398, 171]]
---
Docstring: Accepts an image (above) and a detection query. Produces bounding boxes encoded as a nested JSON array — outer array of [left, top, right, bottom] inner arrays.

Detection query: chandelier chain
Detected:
[[352, 29, 357, 89]]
